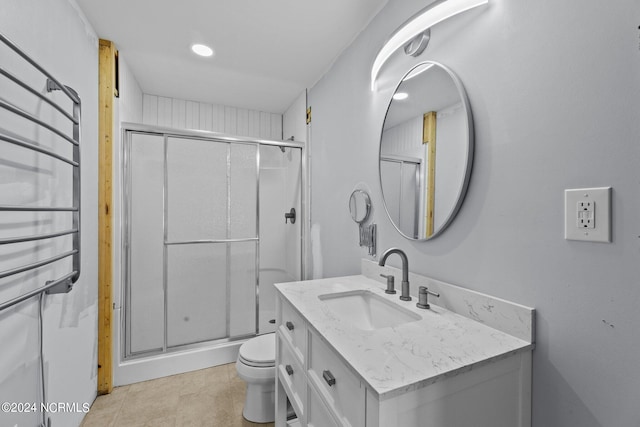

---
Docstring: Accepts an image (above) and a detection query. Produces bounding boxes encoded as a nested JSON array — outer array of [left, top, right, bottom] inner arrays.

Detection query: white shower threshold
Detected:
[[112, 307, 245, 386], [113, 340, 242, 386]]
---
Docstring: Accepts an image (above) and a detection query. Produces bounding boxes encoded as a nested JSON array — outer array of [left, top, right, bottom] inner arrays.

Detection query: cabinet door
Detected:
[[307, 382, 340, 427], [308, 331, 365, 427]]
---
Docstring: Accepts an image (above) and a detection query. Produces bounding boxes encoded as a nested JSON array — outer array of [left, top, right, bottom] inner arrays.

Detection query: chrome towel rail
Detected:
[[0, 67, 78, 124], [0, 132, 79, 165], [0, 270, 78, 313], [0, 250, 79, 281], [0, 98, 79, 145], [0, 33, 80, 104], [0, 206, 78, 212], [0, 31, 81, 312], [0, 229, 78, 245]]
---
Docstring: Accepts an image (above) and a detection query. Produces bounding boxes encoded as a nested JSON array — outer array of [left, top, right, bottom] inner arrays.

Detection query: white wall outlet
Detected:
[[565, 187, 611, 242], [577, 201, 595, 229]]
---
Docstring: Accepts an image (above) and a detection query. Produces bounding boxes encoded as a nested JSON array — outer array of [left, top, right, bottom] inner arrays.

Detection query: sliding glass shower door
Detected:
[[380, 156, 422, 239], [124, 130, 301, 359]]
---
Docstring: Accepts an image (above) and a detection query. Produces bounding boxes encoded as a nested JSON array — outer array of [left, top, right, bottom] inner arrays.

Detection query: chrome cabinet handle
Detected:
[[286, 321, 294, 331], [285, 365, 294, 376], [322, 370, 336, 387]]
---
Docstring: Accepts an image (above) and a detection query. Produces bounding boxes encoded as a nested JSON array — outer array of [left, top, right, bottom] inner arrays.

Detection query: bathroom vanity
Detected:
[[274, 261, 534, 427]]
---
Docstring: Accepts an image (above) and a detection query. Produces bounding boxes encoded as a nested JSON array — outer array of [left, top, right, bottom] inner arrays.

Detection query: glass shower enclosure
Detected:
[[380, 156, 422, 239], [122, 127, 302, 360]]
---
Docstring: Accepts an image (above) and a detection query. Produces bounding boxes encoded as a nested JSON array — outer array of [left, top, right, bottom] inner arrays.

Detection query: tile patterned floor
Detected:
[[80, 363, 274, 427]]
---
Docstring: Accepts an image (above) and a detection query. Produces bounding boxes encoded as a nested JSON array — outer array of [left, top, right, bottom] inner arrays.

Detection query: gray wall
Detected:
[[309, 0, 640, 426]]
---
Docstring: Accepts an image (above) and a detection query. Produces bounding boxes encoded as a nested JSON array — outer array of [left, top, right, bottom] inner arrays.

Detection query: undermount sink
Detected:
[[318, 289, 421, 330]]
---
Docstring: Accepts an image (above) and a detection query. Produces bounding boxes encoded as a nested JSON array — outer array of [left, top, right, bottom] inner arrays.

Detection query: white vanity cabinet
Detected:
[[276, 297, 366, 427], [274, 274, 535, 427], [307, 330, 365, 427], [276, 297, 307, 423], [364, 351, 532, 427]]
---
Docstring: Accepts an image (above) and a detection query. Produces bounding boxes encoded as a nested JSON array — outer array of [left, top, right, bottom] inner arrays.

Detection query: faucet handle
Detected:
[[416, 286, 439, 309], [380, 274, 396, 294]]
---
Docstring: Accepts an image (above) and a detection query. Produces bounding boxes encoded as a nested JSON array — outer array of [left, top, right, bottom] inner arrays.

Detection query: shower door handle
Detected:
[[284, 208, 296, 224]]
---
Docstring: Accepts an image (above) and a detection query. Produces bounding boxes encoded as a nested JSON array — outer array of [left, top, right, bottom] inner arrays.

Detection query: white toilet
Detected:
[[235, 332, 276, 423]]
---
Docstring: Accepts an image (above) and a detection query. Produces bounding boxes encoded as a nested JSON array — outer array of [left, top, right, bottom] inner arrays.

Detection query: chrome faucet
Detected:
[[378, 248, 411, 301]]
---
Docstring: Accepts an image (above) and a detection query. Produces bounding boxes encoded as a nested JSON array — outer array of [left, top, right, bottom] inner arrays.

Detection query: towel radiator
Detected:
[[0, 32, 82, 426], [0, 32, 81, 312]]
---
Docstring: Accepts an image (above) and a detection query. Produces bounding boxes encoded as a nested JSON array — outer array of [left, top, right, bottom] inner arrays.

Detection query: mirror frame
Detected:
[[378, 60, 474, 241]]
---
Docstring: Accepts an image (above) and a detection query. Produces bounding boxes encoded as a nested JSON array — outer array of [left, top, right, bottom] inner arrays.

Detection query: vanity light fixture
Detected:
[[404, 29, 431, 58], [191, 43, 214, 57], [370, 0, 489, 91]]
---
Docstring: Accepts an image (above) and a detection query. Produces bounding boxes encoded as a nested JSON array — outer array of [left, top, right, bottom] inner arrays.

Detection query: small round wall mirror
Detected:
[[349, 190, 371, 223], [379, 61, 474, 241]]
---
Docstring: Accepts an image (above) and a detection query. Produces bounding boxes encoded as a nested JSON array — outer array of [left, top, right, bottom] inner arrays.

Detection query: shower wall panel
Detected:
[[141, 94, 282, 140], [258, 146, 302, 333], [284, 149, 303, 281]]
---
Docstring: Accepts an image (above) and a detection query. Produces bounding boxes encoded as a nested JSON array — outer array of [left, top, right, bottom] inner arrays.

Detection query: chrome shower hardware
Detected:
[[285, 208, 296, 224]]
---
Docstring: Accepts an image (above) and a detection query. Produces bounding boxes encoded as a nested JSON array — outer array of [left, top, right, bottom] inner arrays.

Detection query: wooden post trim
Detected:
[[423, 111, 437, 238], [98, 38, 115, 395]]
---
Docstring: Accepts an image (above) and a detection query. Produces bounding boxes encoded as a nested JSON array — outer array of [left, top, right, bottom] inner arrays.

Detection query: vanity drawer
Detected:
[[279, 298, 307, 365], [307, 381, 340, 427], [277, 333, 306, 419], [308, 331, 365, 427]]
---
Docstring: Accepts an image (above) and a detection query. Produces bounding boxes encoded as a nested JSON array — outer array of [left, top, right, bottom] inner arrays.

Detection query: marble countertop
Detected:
[[275, 275, 534, 400]]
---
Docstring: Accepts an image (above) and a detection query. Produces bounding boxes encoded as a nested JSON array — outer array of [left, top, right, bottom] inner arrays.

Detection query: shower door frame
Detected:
[[120, 123, 306, 362]]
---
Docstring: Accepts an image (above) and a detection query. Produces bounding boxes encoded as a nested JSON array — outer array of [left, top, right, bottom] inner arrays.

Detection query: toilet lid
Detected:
[[239, 333, 275, 367]]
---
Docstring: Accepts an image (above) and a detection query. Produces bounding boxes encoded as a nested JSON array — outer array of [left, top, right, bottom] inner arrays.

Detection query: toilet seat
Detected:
[[238, 333, 275, 368]]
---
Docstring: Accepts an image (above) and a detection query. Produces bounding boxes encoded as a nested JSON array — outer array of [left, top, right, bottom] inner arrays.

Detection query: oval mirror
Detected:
[[349, 190, 371, 223], [379, 61, 473, 240]]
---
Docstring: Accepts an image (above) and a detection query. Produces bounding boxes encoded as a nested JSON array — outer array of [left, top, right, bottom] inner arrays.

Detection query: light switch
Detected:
[[565, 187, 611, 242]]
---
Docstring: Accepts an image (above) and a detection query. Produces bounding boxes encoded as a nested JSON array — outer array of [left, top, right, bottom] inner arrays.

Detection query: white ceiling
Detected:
[[75, 0, 388, 113]]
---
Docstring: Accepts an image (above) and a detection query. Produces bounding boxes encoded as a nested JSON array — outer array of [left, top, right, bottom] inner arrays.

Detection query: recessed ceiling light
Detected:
[[393, 92, 409, 101], [191, 44, 214, 57]]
